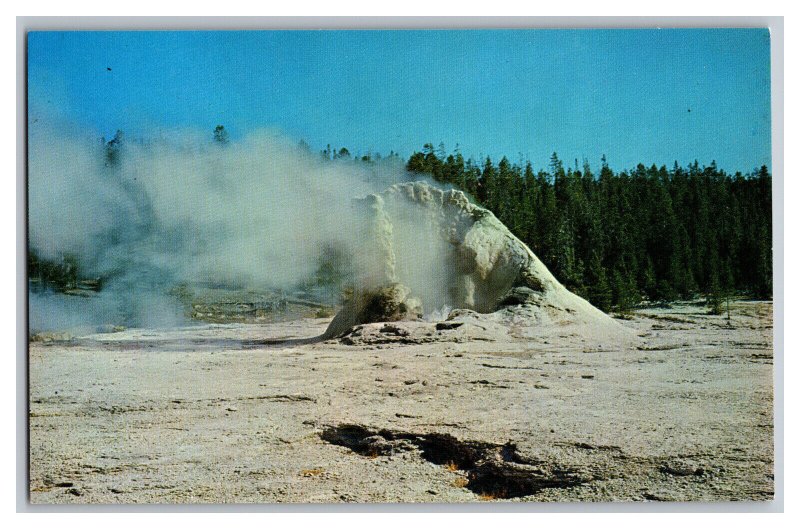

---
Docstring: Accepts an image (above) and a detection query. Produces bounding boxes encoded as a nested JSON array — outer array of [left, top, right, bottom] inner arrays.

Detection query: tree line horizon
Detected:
[[29, 127, 774, 314], [400, 142, 773, 311]]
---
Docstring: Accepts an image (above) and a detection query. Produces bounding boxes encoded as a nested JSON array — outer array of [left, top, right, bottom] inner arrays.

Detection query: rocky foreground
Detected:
[[29, 300, 773, 503]]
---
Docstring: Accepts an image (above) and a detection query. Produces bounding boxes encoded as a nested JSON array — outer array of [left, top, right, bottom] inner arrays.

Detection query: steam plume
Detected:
[[28, 118, 435, 331]]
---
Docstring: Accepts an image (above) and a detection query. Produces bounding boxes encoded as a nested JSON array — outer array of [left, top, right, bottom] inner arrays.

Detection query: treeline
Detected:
[[28, 250, 80, 292], [405, 144, 772, 311], [29, 128, 773, 313]]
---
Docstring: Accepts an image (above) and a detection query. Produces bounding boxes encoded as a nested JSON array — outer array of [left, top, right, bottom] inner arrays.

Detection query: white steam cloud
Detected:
[[28, 119, 431, 331]]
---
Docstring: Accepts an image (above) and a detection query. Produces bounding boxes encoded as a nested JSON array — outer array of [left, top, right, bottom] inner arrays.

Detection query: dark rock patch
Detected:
[[319, 424, 590, 499]]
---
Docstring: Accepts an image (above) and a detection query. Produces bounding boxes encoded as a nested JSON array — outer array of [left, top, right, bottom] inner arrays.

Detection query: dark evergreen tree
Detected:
[[401, 144, 772, 312], [213, 125, 229, 145]]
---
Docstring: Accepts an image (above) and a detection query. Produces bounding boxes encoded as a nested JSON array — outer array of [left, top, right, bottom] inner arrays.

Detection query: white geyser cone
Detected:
[[323, 181, 618, 339]]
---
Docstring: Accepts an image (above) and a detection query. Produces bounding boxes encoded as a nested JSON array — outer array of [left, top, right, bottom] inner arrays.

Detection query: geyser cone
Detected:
[[323, 181, 616, 339]]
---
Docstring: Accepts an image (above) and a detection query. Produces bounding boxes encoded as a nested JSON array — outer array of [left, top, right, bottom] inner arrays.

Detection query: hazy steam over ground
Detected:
[[28, 119, 441, 331]]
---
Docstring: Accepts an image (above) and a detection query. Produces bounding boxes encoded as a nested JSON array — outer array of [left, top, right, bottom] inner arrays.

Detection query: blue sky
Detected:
[[27, 29, 771, 173]]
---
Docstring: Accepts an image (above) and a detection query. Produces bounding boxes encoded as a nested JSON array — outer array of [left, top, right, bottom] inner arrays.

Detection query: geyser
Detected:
[[28, 118, 614, 337], [323, 181, 614, 338]]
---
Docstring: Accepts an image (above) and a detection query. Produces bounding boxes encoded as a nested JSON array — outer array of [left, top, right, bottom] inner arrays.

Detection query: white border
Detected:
[[10, 14, 787, 518]]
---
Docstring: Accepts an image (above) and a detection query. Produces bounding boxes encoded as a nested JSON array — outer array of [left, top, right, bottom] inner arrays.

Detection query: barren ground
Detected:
[[29, 300, 774, 503]]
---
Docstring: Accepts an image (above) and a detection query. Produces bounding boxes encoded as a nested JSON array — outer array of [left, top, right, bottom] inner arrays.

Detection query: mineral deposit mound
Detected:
[[323, 181, 617, 339]]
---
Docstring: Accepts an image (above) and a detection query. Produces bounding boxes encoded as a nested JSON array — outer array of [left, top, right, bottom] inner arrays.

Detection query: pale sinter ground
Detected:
[[29, 300, 773, 503]]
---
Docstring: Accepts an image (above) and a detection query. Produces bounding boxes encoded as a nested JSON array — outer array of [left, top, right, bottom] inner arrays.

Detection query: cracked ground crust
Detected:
[[29, 301, 773, 503]]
